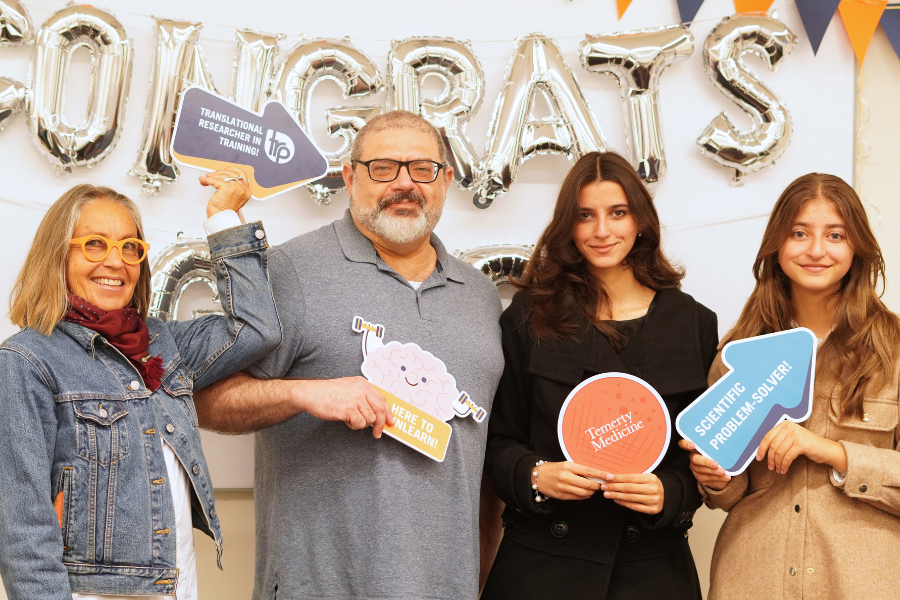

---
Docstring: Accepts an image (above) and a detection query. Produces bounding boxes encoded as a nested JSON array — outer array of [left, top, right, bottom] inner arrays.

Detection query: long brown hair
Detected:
[[517, 151, 683, 346], [9, 184, 151, 336], [723, 173, 900, 418]]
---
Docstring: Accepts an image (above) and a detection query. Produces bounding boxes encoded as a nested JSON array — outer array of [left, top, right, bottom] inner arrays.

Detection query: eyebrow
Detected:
[[793, 222, 845, 229]]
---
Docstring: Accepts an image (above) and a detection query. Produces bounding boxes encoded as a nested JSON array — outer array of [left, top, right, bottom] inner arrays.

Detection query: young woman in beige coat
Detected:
[[680, 173, 900, 600]]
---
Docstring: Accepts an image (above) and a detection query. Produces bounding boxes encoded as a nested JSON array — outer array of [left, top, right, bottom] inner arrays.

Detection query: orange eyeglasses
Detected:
[[69, 235, 150, 265]]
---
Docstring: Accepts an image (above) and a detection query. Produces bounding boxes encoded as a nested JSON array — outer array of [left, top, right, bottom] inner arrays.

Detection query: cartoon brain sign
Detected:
[[558, 373, 671, 480], [352, 316, 486, 462]]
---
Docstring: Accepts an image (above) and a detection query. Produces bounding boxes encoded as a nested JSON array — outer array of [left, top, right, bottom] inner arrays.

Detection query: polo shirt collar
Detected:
[[334, 209, 466, 284]]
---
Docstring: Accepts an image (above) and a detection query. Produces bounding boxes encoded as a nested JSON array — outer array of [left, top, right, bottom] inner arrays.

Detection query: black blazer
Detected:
[[483, 289, 718, 600]]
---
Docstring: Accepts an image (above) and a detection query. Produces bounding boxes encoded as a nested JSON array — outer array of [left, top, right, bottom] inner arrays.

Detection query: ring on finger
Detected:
[[222, 175, 244, 182]]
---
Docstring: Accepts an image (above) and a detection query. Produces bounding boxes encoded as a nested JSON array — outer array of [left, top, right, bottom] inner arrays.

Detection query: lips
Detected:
[[799, 264, 831, 273], [92, 277, 123, 287]]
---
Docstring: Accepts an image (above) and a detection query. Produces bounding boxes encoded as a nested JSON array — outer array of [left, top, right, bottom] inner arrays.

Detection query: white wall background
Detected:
[[0, 0, 866, 598]]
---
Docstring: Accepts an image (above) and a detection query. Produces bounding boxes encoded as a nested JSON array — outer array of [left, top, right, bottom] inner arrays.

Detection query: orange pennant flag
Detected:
[[617, 0, 633, 18], [838, 0, 888, 64], [734, 0, 775, 13]]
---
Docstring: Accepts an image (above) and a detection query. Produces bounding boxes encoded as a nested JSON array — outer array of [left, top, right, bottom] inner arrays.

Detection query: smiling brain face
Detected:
[[363, 341, 457, 422]]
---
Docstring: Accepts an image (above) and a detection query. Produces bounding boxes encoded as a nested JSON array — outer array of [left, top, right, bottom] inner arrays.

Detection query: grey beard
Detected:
[[350, 191, 441, 245]]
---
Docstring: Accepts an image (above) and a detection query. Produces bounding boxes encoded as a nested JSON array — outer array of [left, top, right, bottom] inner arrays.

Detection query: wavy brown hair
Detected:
[[723, 173, 900, 418], [517, 151, 684, 347], [9, 184, 151, 336]]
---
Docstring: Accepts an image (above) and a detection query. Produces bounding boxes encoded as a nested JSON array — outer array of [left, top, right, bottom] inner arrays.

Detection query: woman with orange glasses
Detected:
[[0, 169, 281, 600]]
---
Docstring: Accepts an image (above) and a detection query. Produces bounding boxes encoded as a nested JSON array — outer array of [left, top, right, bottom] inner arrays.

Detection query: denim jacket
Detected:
[[0, 222, 281, 599]]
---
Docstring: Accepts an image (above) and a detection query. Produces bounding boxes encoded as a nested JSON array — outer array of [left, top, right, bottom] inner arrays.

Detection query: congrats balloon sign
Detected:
[[675, 328, 816, 476], [557, 373, 671, 478]]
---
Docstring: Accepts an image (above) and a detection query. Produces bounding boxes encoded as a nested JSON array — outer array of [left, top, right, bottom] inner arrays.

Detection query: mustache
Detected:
[[377, 190, 426, 211]]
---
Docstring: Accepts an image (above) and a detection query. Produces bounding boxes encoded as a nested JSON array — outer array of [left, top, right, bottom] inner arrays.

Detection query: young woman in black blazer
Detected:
[[482, 151, 718, 600]]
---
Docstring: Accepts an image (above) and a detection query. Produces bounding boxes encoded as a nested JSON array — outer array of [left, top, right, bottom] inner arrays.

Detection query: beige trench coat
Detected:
[[701, 351, 900, 600]]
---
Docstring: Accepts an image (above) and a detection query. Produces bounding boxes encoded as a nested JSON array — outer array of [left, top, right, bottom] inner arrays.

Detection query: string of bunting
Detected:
[[620, 0, 898, 65]]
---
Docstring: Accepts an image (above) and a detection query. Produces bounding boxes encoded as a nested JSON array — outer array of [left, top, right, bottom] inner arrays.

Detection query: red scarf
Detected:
[[64, 295, 164, 392]]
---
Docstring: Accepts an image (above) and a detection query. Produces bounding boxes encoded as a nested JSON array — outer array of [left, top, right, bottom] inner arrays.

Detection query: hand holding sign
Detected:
[[675, 329, 816, 476], [199, 167, 252, 217]]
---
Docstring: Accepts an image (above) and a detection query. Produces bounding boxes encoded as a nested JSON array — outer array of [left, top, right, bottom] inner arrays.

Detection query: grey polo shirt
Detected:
[[247, 210, 503, 600]]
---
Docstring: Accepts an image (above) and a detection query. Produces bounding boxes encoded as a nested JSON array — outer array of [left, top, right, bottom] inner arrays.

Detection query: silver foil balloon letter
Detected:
[[231, 29, 281, 112], [0, 77, 25, 131], [271, 38, 383, 204], [476, 33, 607, 208], [0, 0, 33, 46], [130, 19, 218, 197], [580, 25, 694, 186], [697, 15, 796, 183], [388, 37, 484, 189], [149, 235, 222, 322], [27, 5, 132, 174], [454, 244, 533, 286]]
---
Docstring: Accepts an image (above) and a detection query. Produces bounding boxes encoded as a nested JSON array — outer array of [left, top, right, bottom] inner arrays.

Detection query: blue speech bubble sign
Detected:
[[675, 328, 816, 475]]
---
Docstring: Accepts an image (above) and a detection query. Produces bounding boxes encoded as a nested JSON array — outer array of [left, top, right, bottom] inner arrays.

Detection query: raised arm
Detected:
[[164, 167, 281, 387]]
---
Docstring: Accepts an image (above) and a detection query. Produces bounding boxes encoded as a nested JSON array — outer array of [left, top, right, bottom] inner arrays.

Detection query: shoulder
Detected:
[[656, 289, 717, 325], [0, 328, 59, 385], [446, 255, 502, 296], [272, 221, 340, 260]]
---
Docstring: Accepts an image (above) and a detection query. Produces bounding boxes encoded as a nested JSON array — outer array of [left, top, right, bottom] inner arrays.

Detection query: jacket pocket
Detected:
[[73, 400, 129, 465], [161, 364, 197, 427], [828, 398, 898, 448]]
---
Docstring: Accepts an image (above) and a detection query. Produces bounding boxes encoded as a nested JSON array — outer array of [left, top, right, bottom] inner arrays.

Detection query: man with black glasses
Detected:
[[194, 111, 504, 600]]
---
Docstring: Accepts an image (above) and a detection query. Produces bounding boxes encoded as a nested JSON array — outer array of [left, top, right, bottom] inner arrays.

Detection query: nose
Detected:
[[593, 216, 610, 238], [808, 234, 826, 258], [101, 246, 126, 267], [390, 164, 417, 190]]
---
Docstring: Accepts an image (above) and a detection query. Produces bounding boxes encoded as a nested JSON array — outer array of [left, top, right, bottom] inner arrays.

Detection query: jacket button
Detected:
[[551, 521, 568, 538], [98, 407, 108, 418], [209, 508, 216, 519], [624, 526, 641, 543], [789, 567, 797, 576], [794, 505, 800, 513], [129, 380, 140, 390], [255, 229, 265, 240], [192, 465, 200, 475], [859, 484, 868, 493], [166, 424, 175, 434]]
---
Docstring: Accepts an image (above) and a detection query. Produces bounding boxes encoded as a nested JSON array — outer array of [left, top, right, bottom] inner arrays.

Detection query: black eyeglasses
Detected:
[[352, 158, 445, 183]]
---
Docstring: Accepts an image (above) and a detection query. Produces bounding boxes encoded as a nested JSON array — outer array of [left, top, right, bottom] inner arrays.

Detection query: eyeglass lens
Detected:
[[83, 237, 146, 262], [368, 159, 439, 183]]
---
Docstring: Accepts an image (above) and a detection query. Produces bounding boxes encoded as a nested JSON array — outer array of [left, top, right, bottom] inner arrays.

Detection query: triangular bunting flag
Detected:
[[880, 7, 900, 61], [734, 0, 775, 13], [617, 0, 633, 18], [839, 0, 888, 63], [796, 0, 843, 54], [677, 0, 706, 22]]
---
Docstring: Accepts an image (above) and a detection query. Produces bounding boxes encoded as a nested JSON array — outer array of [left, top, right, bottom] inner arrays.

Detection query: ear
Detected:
[[442, 164, 454, 190], [342, 161, 355, 189]]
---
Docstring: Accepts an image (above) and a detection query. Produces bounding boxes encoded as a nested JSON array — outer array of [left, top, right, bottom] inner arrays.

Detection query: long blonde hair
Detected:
[[9, 184, 151, 335], [723, 173, 900, 417]]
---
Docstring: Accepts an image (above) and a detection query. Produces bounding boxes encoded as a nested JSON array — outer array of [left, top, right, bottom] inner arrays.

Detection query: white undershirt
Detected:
[[409, 281, 423, 290], [72, 210, 242, 599]]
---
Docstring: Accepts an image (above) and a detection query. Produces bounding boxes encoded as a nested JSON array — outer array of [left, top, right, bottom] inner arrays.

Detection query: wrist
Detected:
[[286, 379, 310, 414], [825, 439, 848, 472], [531, 460, 549, 503]]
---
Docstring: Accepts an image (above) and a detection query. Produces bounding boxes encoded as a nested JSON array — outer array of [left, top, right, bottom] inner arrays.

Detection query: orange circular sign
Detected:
[[557, 373, 670, 475]]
